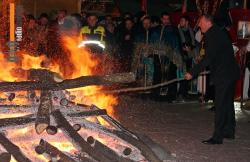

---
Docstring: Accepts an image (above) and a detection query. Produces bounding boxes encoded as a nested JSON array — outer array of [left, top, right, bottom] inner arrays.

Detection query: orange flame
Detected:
[[61, 36, 118, 115], [0, 36, 117, 114], [0, 1, 118, 160]]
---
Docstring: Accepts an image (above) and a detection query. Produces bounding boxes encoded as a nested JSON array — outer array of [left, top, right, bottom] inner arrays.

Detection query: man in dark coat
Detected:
[[184, 14, 240, 144], [151, 12, 181, 102]]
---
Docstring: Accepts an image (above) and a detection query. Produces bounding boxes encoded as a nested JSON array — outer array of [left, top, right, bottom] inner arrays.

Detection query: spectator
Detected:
[[151, 16, 161, 29], [37, 13, 49, 55], [177, 15, 197, 100], [151, 12, 182, 102], [80, 11, 87, 26], [71, 13, 83, 30], [134, 11, 147, 33], [21, 15, 39, 55], [79, 13, 106, 54], [105, 22, 117, 55], [99, 15, 114, 27], [117, 18, 135, 72], [115, 12, 133, 38], [57, 9, 67, 26], [38, 13, 49, 26], [135, 16, 154, 86]]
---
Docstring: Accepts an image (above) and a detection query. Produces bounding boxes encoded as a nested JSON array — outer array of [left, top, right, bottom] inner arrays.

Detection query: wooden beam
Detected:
[[67, 109, 107, 117], [0, 109, 108, 129], [80, 118, 161, 162], [0, 72, 135, 92], [87, 136, 134, 162], [0, 133, 32, 162], [51, 109, 112, 162], [35, 90, 52, 134], [0, 152, 11, 162], [35, 139, 77, 162], [0, 114, 35, 128]]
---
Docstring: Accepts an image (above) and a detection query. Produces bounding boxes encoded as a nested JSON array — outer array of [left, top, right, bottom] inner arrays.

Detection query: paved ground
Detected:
[[112, 95, 250, 162]]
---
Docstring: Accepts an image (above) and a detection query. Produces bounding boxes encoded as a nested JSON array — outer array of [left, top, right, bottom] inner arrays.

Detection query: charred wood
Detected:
[[51, 109, 112, 162], [123, 147, 132, 156], [0, 109, 108, 129], [72, 124, 81, 132], [0, 133, 32, 162], [7, 93, 15, 101], [80, 119, 161, 162], [0, 152, 11, 162], [35, 90, 52, 134], [35, 139, 77, 162], [67, 109, 107, 118], [86, 136, 134, 162], [0, 114, 35, 128], [46, 126, 58, 135], [0, 72, 135, 92]]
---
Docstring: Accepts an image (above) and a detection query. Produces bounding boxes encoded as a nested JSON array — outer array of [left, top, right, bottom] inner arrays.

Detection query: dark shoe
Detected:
[[202, 138, 222, 145], [208, 106, 215, 111], [223, 134, 235, 140]]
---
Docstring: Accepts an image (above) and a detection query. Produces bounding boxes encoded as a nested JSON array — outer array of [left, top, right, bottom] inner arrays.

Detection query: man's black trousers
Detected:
[[212, 80, 236, 141]]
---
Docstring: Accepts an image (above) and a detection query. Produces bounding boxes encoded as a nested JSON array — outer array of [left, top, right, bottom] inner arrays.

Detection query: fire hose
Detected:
[[100, 71, 210, 94]]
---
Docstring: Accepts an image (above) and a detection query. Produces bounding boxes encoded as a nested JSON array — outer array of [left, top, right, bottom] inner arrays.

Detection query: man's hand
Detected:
[[184, 72, 193, 80]]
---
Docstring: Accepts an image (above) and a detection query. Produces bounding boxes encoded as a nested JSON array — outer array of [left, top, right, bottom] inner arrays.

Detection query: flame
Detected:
[[0, 17, 118, 160], [10, 157, 17, 162], [0, 1, 119, 161], [61, 36, 118, 115], [0, 54, 20, 81], [50, 141, 76, 153], [0, 35, 117, 114], [19, 54, 46, 70]]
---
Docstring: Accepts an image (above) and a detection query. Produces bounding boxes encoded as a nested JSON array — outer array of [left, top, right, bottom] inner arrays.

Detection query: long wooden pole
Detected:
[[0, 72, 135, 92]]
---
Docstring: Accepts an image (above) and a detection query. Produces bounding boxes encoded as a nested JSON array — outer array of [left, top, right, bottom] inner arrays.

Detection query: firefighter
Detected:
[[79, 13, 105, 54]]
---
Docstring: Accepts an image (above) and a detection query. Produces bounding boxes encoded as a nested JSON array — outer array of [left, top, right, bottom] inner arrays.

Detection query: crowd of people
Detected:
[[19, 9, 234, 103]]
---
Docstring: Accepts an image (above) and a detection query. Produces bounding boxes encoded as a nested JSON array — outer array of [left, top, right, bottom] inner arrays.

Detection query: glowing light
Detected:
[[78, 40, 105, 49]]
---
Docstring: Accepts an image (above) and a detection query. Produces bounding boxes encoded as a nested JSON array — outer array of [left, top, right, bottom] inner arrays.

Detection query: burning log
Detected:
[[0, 109, 107, 129], [123, 147, 132, 156], [28, 91, 36, 99], [46, 126, 58, 135], [72, 124, 81, 132], [51, 109, 112, 162], [0, 152, 11, 162], [35, 139, 77, 162], [0, 114, 35, 128], [86, 136, 134, 162], [60, 98, 69, 106], [67, 109, 107, 117], [69, 95, 76, 100], [113, 131, 161, 162], [28, 69, 61, 83], [0, 72, 135, 92], [80, 117, 161, 162], [90, 105, 134, 135], [0, 133, 32, 162], [7, 93, 15, 101], [35, 90, 52, 134], [67, 101, 89, 108], [76, 155, 96, 162], [0, 104, 33, 109]]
